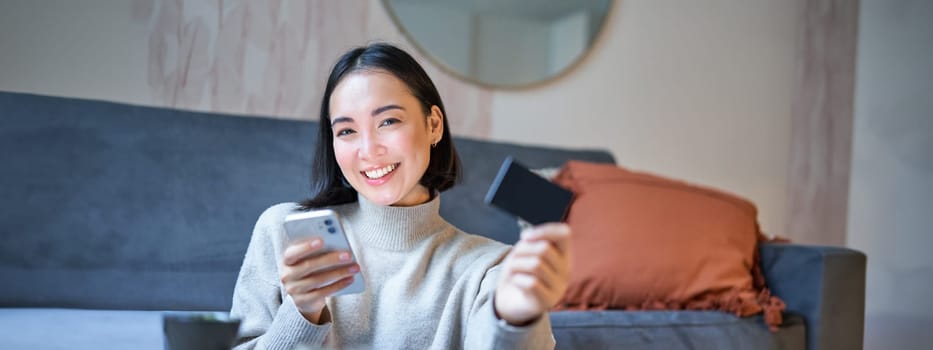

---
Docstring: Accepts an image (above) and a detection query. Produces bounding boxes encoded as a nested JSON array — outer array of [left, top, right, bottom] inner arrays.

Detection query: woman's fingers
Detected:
[[503, 222, 573, 304], [282, 245, 360, 319], [510, 241, 565, 274], [505, 254, 559, 290], [521, 223, 572, 256], [494, 223, 573, 325], [505, 261, 566, 306], [281, 250, 354, 281], [284, 263, 360, 295], [280, 237, 363, 322], [510, 272, 559, 304], [282, 238, 323, 265], [291, 275, 356, 311]]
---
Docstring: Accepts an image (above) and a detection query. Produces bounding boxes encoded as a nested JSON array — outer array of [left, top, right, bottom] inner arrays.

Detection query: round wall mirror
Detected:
[[383, 0, 614, 89]]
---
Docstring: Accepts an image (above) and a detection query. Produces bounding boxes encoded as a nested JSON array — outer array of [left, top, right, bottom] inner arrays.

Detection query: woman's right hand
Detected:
[[280, 238, 359, 324]]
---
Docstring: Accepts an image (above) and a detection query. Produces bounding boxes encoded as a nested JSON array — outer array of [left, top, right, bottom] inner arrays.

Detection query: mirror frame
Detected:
[[381, 0, 616, 90]]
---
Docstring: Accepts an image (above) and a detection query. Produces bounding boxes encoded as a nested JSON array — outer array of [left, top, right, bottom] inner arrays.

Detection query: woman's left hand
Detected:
[[494, 223, 572, 326]]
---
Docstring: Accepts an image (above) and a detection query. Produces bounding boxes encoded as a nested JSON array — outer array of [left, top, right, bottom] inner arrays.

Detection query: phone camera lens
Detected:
[[324, 219, 333, 226], [328, 227, 336, 234]]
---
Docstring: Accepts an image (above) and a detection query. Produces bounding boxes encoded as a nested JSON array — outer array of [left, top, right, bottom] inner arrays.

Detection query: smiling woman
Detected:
[[228, 43, 572, 349]]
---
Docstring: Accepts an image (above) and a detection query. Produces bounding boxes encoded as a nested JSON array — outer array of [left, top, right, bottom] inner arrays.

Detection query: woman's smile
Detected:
[[362, 162, 400, 185]]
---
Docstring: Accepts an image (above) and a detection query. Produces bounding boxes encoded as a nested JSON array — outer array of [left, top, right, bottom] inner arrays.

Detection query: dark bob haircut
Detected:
[[299, 43, 461, 210]]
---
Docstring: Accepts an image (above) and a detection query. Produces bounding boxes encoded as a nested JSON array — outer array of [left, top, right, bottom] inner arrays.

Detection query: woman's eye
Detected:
[[379, 118, 400, 127], [335, 128, 355, 137]]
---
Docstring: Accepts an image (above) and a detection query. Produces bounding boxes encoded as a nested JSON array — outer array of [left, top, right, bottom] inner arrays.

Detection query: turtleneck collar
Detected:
[[343, 193, 447, 251]]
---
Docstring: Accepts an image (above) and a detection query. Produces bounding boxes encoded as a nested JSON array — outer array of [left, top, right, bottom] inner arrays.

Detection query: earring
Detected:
[[431, 142, 437, 148]]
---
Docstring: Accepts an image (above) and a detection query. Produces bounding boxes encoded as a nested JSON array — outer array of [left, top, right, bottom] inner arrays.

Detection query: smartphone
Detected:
[[283, 209, 365, 296], [484, 156, 574, 225]]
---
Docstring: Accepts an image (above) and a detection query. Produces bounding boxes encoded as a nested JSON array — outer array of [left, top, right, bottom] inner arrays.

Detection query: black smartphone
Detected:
[[484, 156, 574, 225]]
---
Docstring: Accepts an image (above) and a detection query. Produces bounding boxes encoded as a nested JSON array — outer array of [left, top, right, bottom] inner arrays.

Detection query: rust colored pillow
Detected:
[[552, 160, 784, 329]]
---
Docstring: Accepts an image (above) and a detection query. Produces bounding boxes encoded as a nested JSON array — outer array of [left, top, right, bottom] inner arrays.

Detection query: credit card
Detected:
[[484, 156, 573, 225]]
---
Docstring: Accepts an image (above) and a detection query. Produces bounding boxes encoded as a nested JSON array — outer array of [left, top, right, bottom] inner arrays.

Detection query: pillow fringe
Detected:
[[554, 288, 784, 332]]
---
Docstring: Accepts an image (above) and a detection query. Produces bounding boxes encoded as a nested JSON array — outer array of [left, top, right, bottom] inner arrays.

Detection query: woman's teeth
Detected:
[[364, 163, 398, 179]]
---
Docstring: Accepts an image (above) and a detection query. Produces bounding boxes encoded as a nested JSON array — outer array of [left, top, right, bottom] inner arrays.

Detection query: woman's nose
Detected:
[[358, 133, 385, 159]]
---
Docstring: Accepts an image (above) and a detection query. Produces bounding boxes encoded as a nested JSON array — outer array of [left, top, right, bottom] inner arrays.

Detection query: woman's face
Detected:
[[329, 70, 443, 207]]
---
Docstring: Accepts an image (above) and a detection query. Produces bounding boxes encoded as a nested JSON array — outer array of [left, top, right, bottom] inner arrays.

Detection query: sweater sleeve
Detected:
[[463, 264, 556, 350], [230, 204, 332, 350]]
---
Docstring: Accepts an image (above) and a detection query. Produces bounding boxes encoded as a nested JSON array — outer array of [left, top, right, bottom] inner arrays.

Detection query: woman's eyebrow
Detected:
[[372, 104, 404, 116], [331, 116, 353, 126]]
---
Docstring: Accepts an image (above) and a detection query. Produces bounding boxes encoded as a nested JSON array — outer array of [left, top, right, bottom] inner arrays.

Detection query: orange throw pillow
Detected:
[[552, 160, 784, 330]]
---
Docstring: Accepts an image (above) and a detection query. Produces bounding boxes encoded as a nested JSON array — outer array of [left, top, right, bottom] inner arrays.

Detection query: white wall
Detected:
[[491, 0, 797, 235], [848, 0, 933, 348]]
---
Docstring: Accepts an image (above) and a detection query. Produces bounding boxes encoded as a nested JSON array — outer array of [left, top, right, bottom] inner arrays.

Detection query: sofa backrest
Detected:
[[0, 91, 613, 311]]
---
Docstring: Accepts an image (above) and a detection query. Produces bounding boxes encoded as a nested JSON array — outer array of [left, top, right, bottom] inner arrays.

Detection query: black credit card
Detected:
[[484, 156, 574, 225]]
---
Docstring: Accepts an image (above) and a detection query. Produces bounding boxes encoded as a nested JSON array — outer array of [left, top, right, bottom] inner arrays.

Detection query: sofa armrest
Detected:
[[759, 243, 866, 350]]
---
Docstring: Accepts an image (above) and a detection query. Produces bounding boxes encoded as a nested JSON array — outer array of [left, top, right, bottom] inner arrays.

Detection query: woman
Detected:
[[230, 43, 571, 349]]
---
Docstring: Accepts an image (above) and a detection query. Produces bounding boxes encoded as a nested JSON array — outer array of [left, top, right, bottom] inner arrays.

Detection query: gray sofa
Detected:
[[0, 91, 866, 349]]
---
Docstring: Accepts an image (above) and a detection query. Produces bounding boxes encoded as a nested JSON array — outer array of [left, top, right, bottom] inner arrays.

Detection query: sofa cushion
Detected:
[[553, 160, 784, 328]]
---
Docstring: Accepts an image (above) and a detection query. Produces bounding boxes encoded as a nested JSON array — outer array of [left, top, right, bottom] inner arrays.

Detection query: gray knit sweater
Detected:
[[230, 194, 555, 349]]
